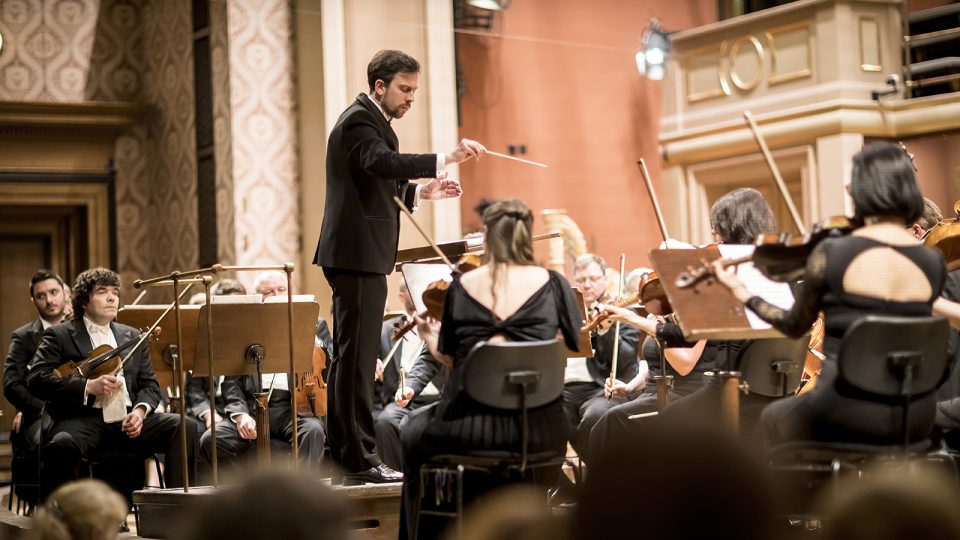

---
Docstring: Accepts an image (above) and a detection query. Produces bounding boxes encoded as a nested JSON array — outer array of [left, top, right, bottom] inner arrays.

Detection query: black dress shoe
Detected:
[[343, 464, 403, 485], [119, 521, 130, 533]]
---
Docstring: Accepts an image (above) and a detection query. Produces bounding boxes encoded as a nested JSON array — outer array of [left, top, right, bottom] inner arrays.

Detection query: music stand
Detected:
[[649, 245, 794, 341], [117, 305, 201, 391], [191, 301, 319, 475]]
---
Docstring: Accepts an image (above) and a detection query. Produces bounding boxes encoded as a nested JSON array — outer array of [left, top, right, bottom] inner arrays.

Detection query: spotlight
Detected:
[[466, 0, 511, 11], [637, 18, 671, 80]]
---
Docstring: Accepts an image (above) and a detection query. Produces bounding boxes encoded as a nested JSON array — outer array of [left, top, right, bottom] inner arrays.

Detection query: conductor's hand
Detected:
[[235, 413, 257, 440], [122, 408, 146, 438], [86, 374, 122, 398], [420, 176, 462, 201], [395, 387, 415, 408], [12, 412, 22, 434], [446, 138, 486, 164]]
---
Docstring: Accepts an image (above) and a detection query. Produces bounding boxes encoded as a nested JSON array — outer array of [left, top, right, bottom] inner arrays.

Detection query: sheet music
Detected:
[[211, 294, 263, 304], [401, 263, 454, 314], [717, 244, 795, 330], [263, 294, 316, 303]]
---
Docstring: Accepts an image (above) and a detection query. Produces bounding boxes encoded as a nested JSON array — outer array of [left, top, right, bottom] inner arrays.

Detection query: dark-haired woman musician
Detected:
[[714, 142, 948, 446], [399, 198, 583, 540], [588, 188, 776, 453]]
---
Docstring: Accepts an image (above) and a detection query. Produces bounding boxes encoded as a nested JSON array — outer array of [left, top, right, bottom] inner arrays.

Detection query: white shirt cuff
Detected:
[[436, 153, 445, 176], [135, 402, 153, 416], [413, 184, 423, 211]]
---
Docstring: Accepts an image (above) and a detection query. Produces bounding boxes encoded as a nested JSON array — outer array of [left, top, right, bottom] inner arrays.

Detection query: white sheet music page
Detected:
[[717, 244, 795, 331], [401, 263, 454, 314]]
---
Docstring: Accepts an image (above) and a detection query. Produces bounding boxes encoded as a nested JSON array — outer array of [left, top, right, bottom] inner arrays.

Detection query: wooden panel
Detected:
[[0, 237, 48, 433], [767, 22, 812, 85]]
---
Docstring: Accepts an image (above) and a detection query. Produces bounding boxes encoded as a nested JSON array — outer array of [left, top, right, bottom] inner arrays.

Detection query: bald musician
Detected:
[[314, 49, 484, 484]]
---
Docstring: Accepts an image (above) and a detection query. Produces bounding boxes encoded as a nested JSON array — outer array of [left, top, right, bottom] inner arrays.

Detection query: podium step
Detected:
[[133, 482, 402, 539]]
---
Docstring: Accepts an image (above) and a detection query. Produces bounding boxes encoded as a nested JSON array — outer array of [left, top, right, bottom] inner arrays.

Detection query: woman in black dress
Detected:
[[714, 142, 947, 446], [399, 198, 583, 540]]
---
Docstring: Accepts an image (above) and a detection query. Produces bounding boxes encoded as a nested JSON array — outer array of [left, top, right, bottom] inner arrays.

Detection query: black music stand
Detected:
[[191, 301, 319, 479]]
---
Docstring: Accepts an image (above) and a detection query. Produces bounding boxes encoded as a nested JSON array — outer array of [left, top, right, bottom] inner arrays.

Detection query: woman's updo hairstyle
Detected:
[[482, 198, 536, 266]]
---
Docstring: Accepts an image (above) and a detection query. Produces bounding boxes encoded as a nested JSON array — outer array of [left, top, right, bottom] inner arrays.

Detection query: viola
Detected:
[[923, 199, 960, 271], [294, 340, 328, 417]]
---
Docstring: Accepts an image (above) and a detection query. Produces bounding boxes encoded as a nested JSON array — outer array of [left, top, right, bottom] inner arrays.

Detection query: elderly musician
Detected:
[[27, 267, 198, 502], [565, 254, 640, 461], [194, 271, 326, 472], [314, 48, 486, 484]]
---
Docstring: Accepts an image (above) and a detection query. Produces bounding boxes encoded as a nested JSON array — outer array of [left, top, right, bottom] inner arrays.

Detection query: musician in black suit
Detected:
[[27, 268, 198, 501], [565, 254, 641, 461], [5, 270, 67, 452], [313, 49, 484, 484], [197, 374, 326, 472]]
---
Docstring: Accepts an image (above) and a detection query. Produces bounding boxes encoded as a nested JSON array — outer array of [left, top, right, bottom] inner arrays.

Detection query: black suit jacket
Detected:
[[220, 375, 260, 417], [4, 319, 47, 418], [378, 317, 444, 405], [27, 319, 162, 421], [587, 324, 641, 387], [314, 93, 437, 275]]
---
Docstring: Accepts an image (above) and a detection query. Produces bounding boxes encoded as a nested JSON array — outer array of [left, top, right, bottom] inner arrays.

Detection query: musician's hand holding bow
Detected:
[[85, 374, 121, 398], [122, 407, 146, 438], [710, 260, 752, 303], [604, 378, 632, 398], [375, 358, 385, 382], [234, 413, 258, 440], [395, 387, 415, 408]]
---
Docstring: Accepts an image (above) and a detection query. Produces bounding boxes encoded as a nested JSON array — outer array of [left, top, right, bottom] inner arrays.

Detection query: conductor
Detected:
[[314, 49, 484, 483]]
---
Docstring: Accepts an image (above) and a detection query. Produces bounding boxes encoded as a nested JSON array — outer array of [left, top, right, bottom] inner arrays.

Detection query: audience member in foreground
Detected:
[[26, 479, 127, 540]]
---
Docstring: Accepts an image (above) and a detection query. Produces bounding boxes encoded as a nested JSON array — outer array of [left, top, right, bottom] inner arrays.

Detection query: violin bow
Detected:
[[113, 283, 196, 375], [743, 111, 808, 236], [393, 196, 457, 272], [608, 253, 626, 396], [638, 158, 671, 242]]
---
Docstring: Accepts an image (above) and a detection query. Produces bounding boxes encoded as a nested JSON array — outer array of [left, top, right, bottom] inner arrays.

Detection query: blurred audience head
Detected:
[[575, 417, 776, 540], [181, 470, 350, 540], [26, 479, 127, 540], [820, 465, 960, 540], [446, 486, 565, 540]]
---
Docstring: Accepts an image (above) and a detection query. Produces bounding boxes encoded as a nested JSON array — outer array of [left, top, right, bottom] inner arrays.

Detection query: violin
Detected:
[[294, 339, 328, 417], [582, 293, 641, 333], [674, 216, 856, 289], [55, 329, 160, 379], [392, 254, 482, 341], [923, 199, 960, 271]]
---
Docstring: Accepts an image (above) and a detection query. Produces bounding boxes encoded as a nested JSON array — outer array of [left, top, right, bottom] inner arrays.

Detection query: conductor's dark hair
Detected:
[[710, 188, 777, 244], [71, 267, 120, 320], [850, 142, 924, 225], [29, 269, 65, 297], [367, 50, 420, 92]]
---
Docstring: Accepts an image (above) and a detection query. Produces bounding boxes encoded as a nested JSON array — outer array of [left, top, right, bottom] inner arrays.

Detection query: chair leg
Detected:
[[456, 465, 465, 540]]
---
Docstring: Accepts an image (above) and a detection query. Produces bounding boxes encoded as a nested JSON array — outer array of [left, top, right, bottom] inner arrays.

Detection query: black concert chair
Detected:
[[414, 339, 567, 540], [768, 315, 955, 518], [736, 337, 808, 397]]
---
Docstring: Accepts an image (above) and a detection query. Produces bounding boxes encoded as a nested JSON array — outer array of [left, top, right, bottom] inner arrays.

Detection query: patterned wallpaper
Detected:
[[141, 0, 198, 279], [226, 0, 300, 275], [0, 0, 306, 297]]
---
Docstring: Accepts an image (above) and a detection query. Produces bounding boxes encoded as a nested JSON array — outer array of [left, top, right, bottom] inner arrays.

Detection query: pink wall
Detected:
[[457, 0, 717, 270]]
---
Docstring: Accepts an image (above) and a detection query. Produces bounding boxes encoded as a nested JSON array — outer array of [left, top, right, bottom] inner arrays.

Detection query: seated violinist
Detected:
[[27, 267, 198, 502], [399, 199, 583, 540], [713, 143, 949, 447], [590, 188, 777, 453], [197, 271, 326, 473], [565, 254, 640, 461], [374, 281, 444, 472]]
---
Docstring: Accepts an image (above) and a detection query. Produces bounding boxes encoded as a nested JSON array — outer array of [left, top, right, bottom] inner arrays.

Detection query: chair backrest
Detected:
[[461, 339, 566, 410], [838, 315, 950, 397], [736, 337, 809, 397]]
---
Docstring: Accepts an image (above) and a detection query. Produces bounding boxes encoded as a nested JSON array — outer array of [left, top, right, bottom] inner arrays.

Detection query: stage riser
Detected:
[[133, 483, 401, 539]]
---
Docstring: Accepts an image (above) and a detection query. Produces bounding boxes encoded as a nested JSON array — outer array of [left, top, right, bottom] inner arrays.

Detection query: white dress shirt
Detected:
[[83, 317, 153, 419]]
